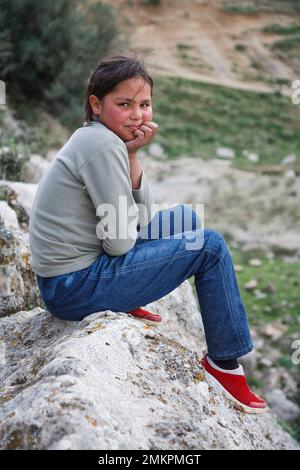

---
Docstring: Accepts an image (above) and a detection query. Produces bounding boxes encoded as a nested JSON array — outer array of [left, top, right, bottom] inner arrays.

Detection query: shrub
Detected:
[[0, 0, 120, 128], [0, 141, 29, 181], [141, 0, 161, 5]]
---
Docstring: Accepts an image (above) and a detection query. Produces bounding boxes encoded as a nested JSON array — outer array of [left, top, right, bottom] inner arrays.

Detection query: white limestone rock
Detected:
[[216, 147, 235, 159], [0, 180, 38, 220], [0, 212, 42, 317], [0, 201, 19, 230], [20, 154, 50, 184], [148, 143, 165, 160], [0, 287, 298, 450]]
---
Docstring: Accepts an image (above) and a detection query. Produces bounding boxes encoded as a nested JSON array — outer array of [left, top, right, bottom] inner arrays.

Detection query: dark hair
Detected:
[[84, 53, 154, 124]]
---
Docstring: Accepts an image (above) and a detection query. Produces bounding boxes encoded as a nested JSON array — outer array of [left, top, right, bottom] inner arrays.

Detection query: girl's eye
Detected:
[[119, 103, 150, 108]]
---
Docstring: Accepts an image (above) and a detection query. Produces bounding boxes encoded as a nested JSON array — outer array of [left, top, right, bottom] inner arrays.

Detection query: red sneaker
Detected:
[[201, 354, 267, 414], [127, 308, 162, 325]]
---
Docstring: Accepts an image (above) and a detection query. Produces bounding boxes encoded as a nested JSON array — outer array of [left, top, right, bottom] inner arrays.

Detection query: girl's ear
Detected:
[[89, 95, 101, 116]]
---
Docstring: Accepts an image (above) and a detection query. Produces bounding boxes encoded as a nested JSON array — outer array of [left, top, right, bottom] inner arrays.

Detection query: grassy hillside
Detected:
[[3, 73, 300, 177], [189, 245, 299, 336], [151, 74, 300, 172]]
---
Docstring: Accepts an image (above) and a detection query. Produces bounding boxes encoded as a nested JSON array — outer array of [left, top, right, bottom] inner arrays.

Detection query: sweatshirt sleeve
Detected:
[[78, 140, 139, 257], [132, 170, 156, 228]]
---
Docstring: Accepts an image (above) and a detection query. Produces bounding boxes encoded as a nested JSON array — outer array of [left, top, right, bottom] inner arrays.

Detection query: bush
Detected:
[[0, 0, 121, 128], [235, 44, 247, 52], [141, 0, 161, 5], [262, 23, 300, 35], [0, 141, 29, 181], [271, 36, 300, 51]]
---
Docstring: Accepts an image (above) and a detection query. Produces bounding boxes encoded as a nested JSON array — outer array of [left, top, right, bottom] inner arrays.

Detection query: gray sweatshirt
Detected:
[[29, 120, 156, 277]]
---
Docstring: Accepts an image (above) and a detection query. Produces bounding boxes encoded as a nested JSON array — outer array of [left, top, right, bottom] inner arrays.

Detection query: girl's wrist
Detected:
[[128, 151, 138, 159], [129, 154, 143, 189]]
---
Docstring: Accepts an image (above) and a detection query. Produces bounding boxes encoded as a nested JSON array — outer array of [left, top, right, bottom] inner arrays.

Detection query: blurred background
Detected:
[[0, 0, 299, 443]]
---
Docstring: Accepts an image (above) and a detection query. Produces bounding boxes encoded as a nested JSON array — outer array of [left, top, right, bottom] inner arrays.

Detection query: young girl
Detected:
[[29, 53, 266, 414]]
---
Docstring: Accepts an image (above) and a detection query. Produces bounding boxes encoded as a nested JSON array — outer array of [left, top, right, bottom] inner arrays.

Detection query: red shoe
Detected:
[[127, 308, 162, 325], [201, 354, 267, 414]]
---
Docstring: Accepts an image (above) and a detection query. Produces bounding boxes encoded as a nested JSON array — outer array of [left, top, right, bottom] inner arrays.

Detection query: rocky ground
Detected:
[[0, 283, 299, 450]]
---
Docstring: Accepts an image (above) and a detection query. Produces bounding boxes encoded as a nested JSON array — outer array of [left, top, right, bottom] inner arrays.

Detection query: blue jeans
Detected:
[[36, 204, 253, 360]]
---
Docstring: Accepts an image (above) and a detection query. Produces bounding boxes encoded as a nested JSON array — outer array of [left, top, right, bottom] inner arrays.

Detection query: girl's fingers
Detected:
[[134, 129, 144, 137], [143, 122, 159, 131], [139, 124, 158, 140], [129, 122, 159, 152], [139, 125, 152, 133]]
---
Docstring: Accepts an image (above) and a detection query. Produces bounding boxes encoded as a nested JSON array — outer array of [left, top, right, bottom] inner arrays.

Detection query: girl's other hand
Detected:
[[125, 121, 159, 155]]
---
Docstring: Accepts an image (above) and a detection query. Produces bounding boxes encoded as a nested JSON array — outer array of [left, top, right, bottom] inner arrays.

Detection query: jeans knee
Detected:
[[204, 229, 228, 256]]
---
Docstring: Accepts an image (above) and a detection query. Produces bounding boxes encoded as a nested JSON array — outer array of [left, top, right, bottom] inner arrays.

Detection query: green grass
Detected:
[[277, 415, 300, 443], [263, 23, 300, 35], [140, 0, 160, 5], [261, 22, 300, 69], [176, 43, 194, 50], [222, 4, 257, 14], [229, 248, 300, 329], [151, 74, 300, 171], [221, 0, 300, 14], [175, 44, 213, 72], [266, 34, 300, 74], [189, 246, 300, 331], [235, 44, 247, 52], [272, 36, 300, 50]]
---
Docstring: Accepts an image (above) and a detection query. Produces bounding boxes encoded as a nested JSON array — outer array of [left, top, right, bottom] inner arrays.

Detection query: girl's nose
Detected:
[[130, 107, 143, 120]]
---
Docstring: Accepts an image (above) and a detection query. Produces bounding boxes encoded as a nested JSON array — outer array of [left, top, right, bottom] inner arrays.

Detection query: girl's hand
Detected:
[[125, 121, 159, 155]]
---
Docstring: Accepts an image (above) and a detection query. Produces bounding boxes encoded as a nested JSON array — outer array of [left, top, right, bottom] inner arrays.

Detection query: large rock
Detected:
[[0, 201, 19, 230], [0, 216, 42, 317], [0, 180, 38, 225], [20, 154, 50, 184], [0, 192, 43, 317], [0, 283, 298, 450]]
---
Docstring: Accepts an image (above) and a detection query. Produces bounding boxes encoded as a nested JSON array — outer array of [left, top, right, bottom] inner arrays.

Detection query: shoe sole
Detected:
[[202, 367, 267, 415], [128, 315, 161, 326]]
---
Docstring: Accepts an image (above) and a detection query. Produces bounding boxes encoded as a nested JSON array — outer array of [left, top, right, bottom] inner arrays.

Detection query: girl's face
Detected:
[[90, 76, 153, 142]]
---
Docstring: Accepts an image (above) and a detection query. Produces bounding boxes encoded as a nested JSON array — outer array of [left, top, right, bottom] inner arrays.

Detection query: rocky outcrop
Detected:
[[0, 180, 38, 224], [0, 282, 299, 450], [20, 154, 50, 184], [0, 181, 42, 317]]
